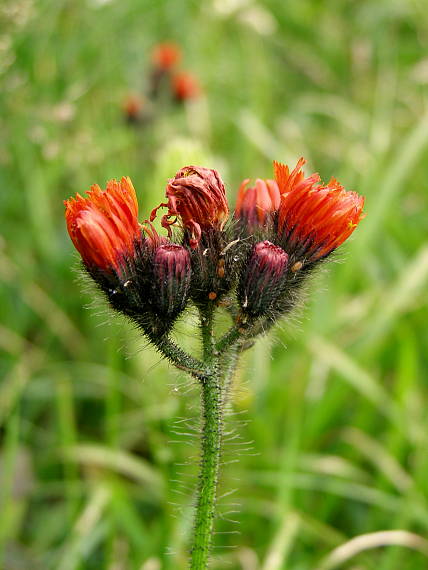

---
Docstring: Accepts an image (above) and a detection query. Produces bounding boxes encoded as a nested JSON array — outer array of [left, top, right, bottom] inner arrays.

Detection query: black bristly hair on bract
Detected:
[[232, 200, 343, 329], [186, 222, 247, 307], [84, 234, 194, 338]]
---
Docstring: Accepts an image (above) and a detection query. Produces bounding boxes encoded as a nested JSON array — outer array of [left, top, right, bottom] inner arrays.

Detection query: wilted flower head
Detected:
[[172, 72, 201, 101], [152, 165, 229, 248], [275, 159, 365, 261], [151, 42, 181, 70], [64, 177, 141, 274], [235, 178, 280, 230]]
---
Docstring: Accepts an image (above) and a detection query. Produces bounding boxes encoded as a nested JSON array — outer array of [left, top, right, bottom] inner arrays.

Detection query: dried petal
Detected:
[[153, 165, 229, 248]]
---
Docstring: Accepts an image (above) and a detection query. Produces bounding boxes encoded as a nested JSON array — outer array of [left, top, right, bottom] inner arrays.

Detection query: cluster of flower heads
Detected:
[[65, 159, 365, 336], [123, 42, 201, 125]]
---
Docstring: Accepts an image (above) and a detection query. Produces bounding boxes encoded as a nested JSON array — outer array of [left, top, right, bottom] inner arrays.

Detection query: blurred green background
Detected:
[[1, 0, 428, 568]]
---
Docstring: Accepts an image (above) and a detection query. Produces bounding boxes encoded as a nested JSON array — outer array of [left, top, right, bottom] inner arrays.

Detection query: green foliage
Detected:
[[1, 0, 428, 568]]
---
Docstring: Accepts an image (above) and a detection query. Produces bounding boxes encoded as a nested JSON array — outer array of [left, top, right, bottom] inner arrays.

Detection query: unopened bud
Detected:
[[238, 241, 288, 318], [235, 178, 280, 232], [153, 244, 191, 320]]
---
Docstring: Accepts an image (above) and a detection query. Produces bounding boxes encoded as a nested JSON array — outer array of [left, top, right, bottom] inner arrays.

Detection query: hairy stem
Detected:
[[147, 332, 208, 381], [199, 305, 215, 361], [220, 345, 240, 407], [190, 371, 222, 569], [215, 326, 241, 355], [216, 316, 274, 356], [190, 305, 223, 569]]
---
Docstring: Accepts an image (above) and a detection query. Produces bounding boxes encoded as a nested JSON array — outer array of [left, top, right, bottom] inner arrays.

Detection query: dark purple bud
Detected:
[[153, 244, 191, 319], [238, 241, 288, 318]]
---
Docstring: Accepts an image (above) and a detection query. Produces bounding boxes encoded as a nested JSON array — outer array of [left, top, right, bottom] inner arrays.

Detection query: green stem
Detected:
[[220, 345, 240, 407], [199, 305, 215, 361], [216, 316, 276, 356], [190, 372, 222, 569], [190, 305, 222, 569], [149, 306, 240, 567], [215, 326, 241, 355], [148, 332, 208, 381]]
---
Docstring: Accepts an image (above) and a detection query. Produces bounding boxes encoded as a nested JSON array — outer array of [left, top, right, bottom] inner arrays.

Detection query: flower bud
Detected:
[[235, 178, 280, 231], [152, 165, 229, 249], [238, 241, 288, 318], [153, 244, 191, 319]]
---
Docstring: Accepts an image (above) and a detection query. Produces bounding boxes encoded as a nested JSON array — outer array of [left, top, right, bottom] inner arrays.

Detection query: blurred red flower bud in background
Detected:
[[172, 71, 201, 101], [151, 42, 181, 70], [122, 94, 144, 123]]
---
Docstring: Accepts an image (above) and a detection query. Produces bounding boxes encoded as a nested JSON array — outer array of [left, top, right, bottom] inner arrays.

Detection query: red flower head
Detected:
[[64, 177, 141, 274], [235, 178, 280, 229], [172, 72, 201, 101], [275, 158, 365, 261], [151, 42, 181, 70], [152, 165, 229, 249]]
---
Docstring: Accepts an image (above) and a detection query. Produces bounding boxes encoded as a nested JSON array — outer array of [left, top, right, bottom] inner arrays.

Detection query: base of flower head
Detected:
[[83, 235, 192, 337], [188, 227, 244, 306]]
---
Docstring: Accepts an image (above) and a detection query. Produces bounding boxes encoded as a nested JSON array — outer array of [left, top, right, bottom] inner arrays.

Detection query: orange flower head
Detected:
[[151, 42, 181, 70], [152, 165, 229, 249], [172, 72, 201, 101], [235, 178, 280, 229], [276, 159, 365, 260], [64, 177, 141, 274]]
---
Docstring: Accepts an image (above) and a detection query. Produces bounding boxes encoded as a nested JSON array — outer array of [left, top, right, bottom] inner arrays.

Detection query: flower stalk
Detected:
[[189, 306, 222, 568], [190, 370, 223, 568], [190, 305, 244, 569]]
